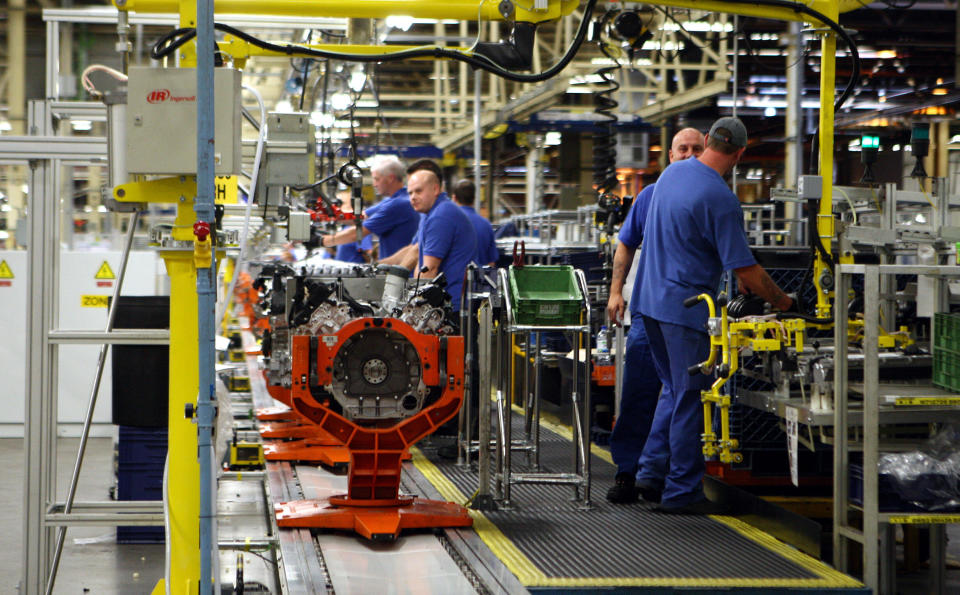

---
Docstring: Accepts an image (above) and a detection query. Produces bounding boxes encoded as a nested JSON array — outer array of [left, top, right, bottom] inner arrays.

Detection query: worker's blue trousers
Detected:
[[636, 316, 712, 508], [609, 322, 661, 476]]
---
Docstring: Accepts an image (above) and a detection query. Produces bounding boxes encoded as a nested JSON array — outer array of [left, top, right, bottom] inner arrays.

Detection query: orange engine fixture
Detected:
[[274, 316, 472, 540]]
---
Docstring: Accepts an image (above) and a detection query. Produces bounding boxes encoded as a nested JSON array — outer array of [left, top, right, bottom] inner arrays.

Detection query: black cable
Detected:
[[298, 31, 314, 111], [150, 0, 600, 83]]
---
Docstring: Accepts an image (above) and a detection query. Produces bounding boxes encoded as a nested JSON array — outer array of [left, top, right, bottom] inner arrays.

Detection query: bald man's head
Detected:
[[408, 169, 442, 214], [669, 128, 705, 163]]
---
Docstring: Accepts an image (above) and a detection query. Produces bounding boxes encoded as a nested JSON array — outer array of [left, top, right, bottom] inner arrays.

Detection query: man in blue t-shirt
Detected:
[[334, 231, 374, 263], [633, 117, 794, 514], [408, 169, 476, 311], [605, 127, 704, 504], [321, 155, 420, 259], [452, 179, 499, 267]]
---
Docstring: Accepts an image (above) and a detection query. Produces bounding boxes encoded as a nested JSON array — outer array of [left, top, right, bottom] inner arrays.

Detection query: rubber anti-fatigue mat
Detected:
[[413, 407, 863, 590]]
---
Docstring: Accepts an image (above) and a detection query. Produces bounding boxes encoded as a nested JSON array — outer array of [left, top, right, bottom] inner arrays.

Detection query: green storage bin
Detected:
[[933, 346, 960, 393], [934, 312, 960, 351], [508, 265, 583, 326]]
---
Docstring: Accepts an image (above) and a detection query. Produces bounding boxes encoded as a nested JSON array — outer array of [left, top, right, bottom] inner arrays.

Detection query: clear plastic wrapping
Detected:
[[877, 424, 960, 511]]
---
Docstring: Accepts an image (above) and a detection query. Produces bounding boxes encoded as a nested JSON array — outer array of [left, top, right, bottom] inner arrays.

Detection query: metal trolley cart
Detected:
[[482, 264, 593, 509]]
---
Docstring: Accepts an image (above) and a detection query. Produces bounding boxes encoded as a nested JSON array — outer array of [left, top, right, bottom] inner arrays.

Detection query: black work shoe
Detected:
[[637, 485, 663, 504], [606, 472, 640, 504], [655, 498, 728, 516]]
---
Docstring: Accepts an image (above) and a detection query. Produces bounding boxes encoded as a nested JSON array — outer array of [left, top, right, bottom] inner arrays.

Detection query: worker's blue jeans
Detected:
[[609, 321, 661, 476], [636, 316, 712, 508]]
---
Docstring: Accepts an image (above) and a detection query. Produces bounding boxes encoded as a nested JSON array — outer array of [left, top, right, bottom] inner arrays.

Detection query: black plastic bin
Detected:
[[111, 296, 169, 427]]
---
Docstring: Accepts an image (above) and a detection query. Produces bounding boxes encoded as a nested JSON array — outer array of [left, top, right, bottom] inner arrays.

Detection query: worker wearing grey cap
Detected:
[[631, 116, 795, 514]]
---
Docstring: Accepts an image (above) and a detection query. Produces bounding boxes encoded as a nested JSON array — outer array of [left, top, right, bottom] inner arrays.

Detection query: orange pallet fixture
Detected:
[[275, 316, 473, 541]]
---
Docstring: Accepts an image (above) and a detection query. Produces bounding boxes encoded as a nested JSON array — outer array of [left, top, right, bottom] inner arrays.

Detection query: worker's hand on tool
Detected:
[[607, 292, 626, 326]]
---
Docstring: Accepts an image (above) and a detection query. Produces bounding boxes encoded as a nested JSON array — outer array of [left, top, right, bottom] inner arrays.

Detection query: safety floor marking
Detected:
[[412, 408, 862, 589]]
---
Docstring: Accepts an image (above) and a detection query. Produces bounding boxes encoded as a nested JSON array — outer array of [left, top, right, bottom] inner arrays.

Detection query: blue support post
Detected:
[[195, 0, 217, 592]]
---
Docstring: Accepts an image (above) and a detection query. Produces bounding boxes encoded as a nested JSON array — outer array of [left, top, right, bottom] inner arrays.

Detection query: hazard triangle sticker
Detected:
[[94, 261, 116, 280], [0, 260, 13, 279]]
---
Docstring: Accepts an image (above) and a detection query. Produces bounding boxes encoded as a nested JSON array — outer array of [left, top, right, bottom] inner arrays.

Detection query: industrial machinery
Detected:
[[249, 259, 472, 540]]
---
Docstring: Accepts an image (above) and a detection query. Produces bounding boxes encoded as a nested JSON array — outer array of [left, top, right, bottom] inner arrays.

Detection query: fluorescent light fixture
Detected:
[[330, 92, 352, 111], [385, 15, 414, 31], [642, 40, 685, 51], [70, 119, 93, 131], [544, 131, 562, 146], [848, 139, 861, 152], [310, 111, 336, 128], [349, 70, 367, 92], [893, 144, 901, 151], [661, 21, 733, 33]]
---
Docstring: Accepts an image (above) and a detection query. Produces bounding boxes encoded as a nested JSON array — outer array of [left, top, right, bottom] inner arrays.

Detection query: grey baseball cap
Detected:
[[708, 117, 747, 148]]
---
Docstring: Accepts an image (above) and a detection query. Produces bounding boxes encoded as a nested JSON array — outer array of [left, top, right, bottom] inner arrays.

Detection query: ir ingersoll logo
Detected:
[[147, 89, 171, 103]]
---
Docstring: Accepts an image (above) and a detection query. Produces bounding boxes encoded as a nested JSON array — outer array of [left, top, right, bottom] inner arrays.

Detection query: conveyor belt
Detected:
[[411, 412, 867, 592]]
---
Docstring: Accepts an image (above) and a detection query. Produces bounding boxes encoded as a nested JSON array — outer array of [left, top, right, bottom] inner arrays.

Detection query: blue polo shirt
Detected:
[[637, 158, 756, 331], [618, 183, 655, 321], [335, 232, 373, 263], [461, 206, 499, 266], [362, 187, 420, 259], [417, 195, 477, 310]]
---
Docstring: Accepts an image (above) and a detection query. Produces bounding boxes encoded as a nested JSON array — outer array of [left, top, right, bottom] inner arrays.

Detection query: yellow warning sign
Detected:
[[94, 261, 116, 280], [887, 515, 960, 525], [0, 260, 13, 279], [81, 295, 110, 308], [895, 397, 960, 406]]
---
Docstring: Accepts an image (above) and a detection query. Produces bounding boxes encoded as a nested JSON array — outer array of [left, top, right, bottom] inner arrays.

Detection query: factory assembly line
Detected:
[[11, 0, 960, 594]]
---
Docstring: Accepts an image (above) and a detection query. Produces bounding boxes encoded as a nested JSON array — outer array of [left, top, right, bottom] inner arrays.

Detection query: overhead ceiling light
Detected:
[[932, 88, 948, 96], [310, 111, 336, 128], [876, 50, 897, 59], [348, 69, 367, 92], [71, 120, 93, 131], [330, 92, 352, 111], [385, 15, 414, 31], [544, 132, 562, 146]]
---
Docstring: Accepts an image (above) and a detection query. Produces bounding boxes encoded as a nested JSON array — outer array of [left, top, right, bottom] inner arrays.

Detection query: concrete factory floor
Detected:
[[1, 438, 164, 595]]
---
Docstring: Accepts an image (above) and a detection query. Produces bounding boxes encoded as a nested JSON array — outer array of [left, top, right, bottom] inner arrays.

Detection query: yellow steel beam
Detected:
[[217, 37, 466, 61], [115, 0, 577, 22]]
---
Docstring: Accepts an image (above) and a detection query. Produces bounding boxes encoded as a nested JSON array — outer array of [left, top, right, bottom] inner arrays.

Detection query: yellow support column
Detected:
[[159, 246, 201, 595], [814, 7, 838, 318]]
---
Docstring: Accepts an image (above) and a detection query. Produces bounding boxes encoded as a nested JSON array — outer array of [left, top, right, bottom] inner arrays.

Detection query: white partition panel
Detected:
[[0, 250, 163, 437]]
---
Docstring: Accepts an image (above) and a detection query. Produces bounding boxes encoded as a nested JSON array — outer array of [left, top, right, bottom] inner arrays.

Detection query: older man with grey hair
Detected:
[[322, 155, 420, 259]]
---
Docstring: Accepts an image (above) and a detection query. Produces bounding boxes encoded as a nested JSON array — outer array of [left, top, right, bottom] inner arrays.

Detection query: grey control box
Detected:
[[126, 67, 242, 175], [263, 112, 316, 187]]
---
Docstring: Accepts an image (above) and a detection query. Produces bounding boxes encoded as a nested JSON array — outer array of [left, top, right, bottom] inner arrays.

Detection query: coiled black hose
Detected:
[[592, 43, 621, 194]]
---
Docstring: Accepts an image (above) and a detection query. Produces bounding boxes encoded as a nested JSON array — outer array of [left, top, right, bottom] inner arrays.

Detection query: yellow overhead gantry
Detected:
[[111, 1, 862, 592]]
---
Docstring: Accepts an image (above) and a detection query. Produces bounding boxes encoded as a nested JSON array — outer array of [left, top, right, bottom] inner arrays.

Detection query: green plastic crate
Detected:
[[508, 265, 583, 326], [934, 312, 960, 351], [933, 347, 960, 393]]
